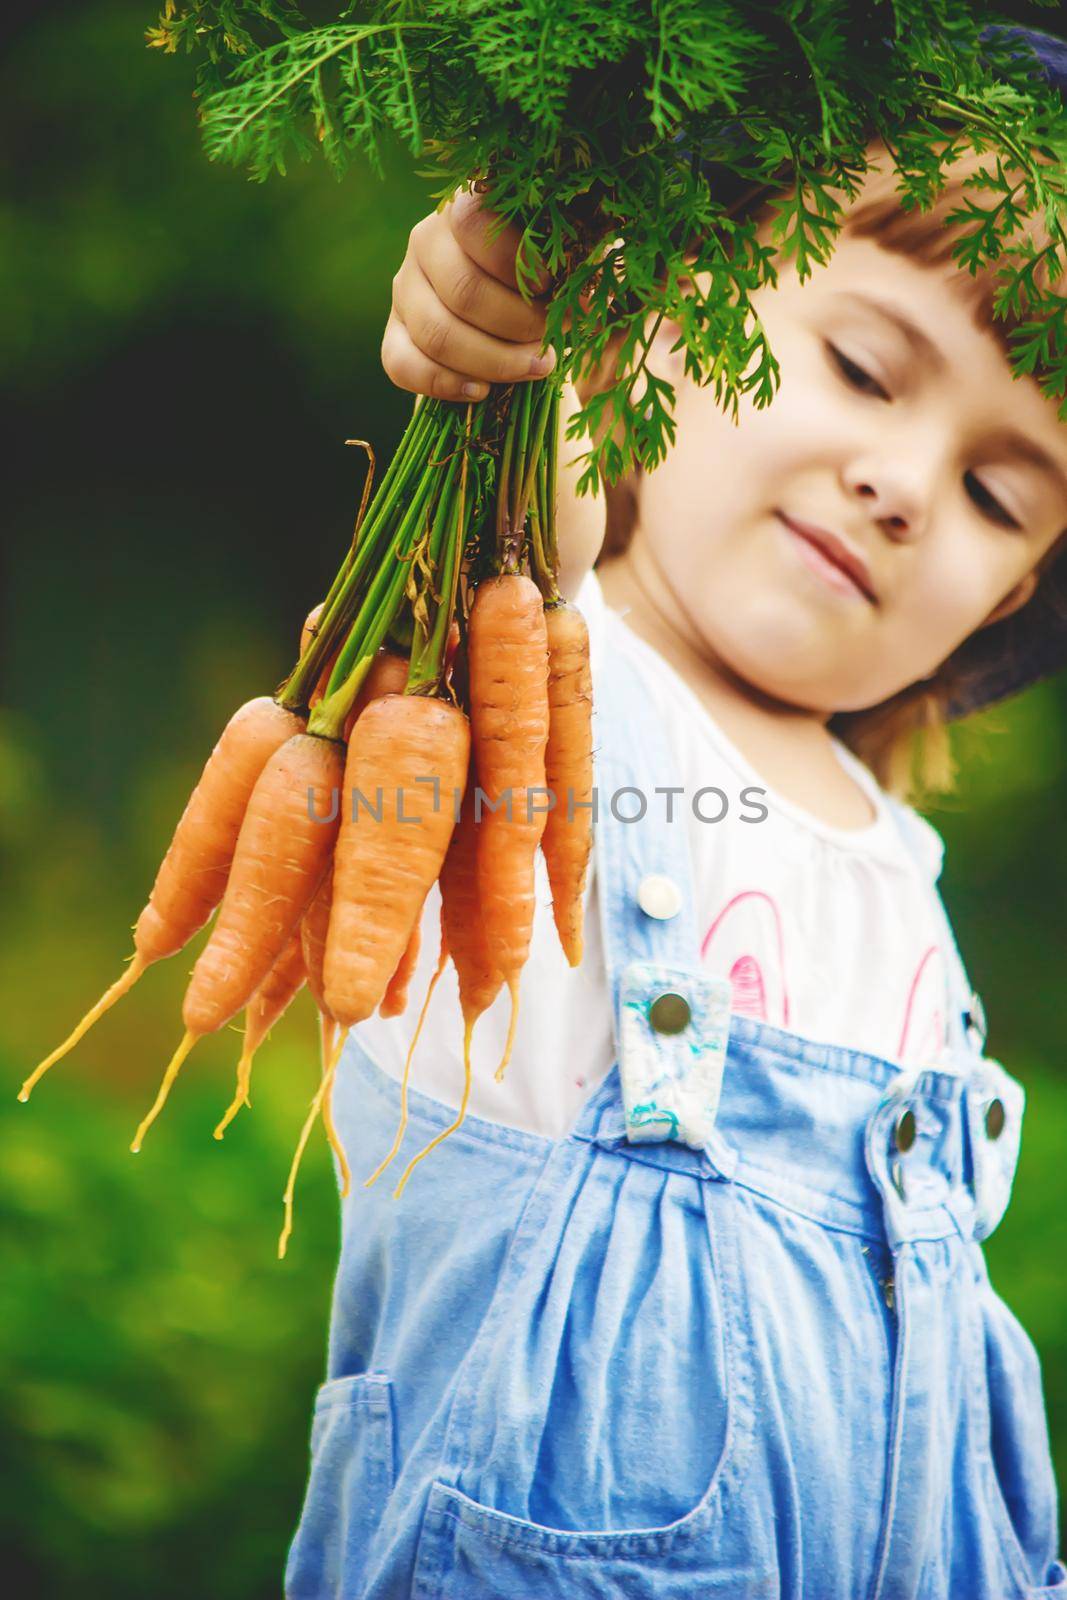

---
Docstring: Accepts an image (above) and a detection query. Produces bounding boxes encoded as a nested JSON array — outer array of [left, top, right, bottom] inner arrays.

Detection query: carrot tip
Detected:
[[131, 1028, 198, 1153], [214, 1047, 255, 1141], [492, 976, 520, 1085], [20, 954, 147, 1101]]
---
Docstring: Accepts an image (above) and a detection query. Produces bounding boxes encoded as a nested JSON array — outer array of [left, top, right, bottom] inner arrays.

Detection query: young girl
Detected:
[[286, 47, 1067, 1600]]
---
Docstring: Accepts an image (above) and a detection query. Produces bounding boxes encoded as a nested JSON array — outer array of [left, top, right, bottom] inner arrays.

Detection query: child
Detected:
[[286, 36, 1067, 1600]]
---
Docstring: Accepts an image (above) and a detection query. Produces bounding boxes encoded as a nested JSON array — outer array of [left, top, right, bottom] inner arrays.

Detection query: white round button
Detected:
[[636, 873, 682, 920]]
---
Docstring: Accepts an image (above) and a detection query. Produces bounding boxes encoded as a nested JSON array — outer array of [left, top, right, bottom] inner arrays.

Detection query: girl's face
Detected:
[[631, 230, 1067, 715]]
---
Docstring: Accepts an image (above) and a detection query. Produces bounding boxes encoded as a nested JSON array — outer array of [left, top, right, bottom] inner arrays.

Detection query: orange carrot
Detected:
[[299, 603, 324, 657], [441, 767, 503, 1038], [345, 646, 410, 739], [379, 922, 422, 1018], [19, 695, 304, 1103], [542, 600, 594, 967], [324, 695, 468, 1028], [214, 927, 307, 1139], [184, 732, 343, 1035], [301, 603, 340, 709], [131, 731, 343, 1152], [467, 574, 550, 1081]]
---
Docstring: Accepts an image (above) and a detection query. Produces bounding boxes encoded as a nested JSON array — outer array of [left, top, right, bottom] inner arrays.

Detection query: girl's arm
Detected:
[[381, 190, 607, 601]]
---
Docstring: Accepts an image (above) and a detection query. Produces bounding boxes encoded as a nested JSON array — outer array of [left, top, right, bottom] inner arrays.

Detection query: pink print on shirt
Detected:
[[896, 944, 947, 1064], [701, 895, 948, 1061], [701, 891, 791, 1028]]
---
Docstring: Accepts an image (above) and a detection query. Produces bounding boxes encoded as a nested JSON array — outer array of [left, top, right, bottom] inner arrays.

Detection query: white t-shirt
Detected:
[[353, 569, 953, 1141]]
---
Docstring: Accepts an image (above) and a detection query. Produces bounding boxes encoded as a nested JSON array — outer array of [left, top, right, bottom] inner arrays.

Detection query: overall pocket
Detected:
[[285, 1371, 396, 1600], [967, 1253, 1065, 1598], [411, 1157, 774, 1597]]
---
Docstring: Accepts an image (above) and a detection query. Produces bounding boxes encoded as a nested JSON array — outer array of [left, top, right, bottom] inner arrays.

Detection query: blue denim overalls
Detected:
[[286, 627, 1065, 1599]]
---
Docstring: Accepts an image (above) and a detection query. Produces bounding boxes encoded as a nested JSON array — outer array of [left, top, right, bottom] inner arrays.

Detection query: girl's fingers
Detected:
[[410, 214, 547, 345], [447, 188, 550, 293], [390, 257, 555, 387], [381, 313, 490, 403]]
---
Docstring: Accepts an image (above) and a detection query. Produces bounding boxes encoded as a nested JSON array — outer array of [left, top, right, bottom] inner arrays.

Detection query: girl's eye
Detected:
[[964, 470, 1022, 530], [826, 342, 890, 401]]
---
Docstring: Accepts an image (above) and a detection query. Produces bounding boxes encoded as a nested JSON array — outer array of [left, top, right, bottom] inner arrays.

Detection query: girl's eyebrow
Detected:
[[834, 290, 1067, 505], [831, 290, 946, 373]]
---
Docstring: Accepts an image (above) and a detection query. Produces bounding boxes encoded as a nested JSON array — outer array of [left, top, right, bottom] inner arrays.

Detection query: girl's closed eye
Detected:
[[825, 341, 891, 401], [963, 471, 1022, 530]]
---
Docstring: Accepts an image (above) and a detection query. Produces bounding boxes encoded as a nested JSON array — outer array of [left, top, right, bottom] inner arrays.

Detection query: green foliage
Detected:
[[152, 0, 1067, 489]]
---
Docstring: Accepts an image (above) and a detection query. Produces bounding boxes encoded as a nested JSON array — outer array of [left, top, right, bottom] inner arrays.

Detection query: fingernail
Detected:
[[529, 352, 554, 377], [462, 382, 487, 399]]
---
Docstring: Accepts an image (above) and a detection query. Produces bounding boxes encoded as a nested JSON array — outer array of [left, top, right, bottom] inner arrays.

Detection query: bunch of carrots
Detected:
[[18, 382, 594, 1255]]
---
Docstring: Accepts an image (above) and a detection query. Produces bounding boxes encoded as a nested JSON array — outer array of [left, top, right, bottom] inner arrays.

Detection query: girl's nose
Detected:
[[842, 458, 928, 542]]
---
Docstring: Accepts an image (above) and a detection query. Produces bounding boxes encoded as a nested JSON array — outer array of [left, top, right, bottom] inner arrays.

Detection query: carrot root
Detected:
[[364, 934, 449, 1191], [319, 1013, 338, 1077], [392, 1011, 473, 1201], [18, 954, 147, 1102], [278, 1031, 347, 1260], [131, 1028, 199, 1153], [320, 1030, 352, 1198], [493, 974, 521, 1085], [213, 1044, 255, 1141]]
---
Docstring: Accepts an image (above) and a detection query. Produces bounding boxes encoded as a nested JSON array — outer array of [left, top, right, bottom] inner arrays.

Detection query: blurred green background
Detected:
[[2, 3, 1065, 1595]]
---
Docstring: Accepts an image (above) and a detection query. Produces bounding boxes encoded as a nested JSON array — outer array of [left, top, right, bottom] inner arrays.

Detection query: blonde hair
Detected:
[[597, 137, 1065, 805]]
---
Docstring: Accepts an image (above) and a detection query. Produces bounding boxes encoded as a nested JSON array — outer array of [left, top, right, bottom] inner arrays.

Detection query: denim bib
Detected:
[[286, 634, 1064, 1600]]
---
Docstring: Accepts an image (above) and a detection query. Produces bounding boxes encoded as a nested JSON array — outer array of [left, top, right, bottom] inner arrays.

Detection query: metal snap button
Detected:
[[648, 992, 691, 1035], [636, 873, 683, 921], [895, 1107, 917, 1154], [984, 1097, 1006, 1141]]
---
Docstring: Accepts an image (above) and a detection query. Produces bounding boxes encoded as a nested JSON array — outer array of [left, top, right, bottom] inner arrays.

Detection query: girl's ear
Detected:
[[978, 569, 1039, 630]]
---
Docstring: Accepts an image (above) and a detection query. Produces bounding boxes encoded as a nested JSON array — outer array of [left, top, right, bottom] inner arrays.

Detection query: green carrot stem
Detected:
[[278, 400, 441, 709], [509, 381, 533, 538], [407, 457, 461, 689], [495, 389, 517, 561], [408, 409, 474, 694], [512, 380, 555, 540], [307, 655, 375, 738], [318, 406, 421, 611], [308, 546, 417, 738], [318, 435, 446, 707], [527, 450, 558, 601]]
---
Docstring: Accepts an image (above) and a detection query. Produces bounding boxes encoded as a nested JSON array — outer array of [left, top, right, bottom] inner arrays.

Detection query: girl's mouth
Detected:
[[775, 512, 877, 604]]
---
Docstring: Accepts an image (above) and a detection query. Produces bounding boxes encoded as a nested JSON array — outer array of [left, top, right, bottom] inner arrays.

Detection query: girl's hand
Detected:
[[382, 188, 556, 403], [381, 187, 607, 601]]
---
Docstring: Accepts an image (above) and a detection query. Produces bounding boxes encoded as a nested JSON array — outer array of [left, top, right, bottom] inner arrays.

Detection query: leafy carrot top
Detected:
[[150, 1, 1067, 479]]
